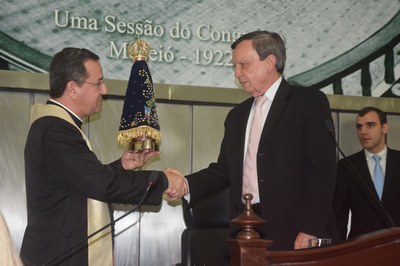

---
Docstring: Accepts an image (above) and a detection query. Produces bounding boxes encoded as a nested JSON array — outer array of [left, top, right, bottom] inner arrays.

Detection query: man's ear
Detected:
[[383, 122, 390, 135], [265, 54, 277, 73], [65, 81, 78, 99]]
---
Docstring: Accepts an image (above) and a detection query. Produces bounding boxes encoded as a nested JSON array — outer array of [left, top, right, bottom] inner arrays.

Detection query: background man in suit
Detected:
[[333, 106, 400, 240], [20, 47, 187, 266], [182, 30, 338, 250]]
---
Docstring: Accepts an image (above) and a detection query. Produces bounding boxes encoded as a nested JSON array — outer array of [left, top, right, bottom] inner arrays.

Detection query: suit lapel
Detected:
[[260, 79, 290, 144], [382, 148, 399, 202], [238, 98, 254, 174], [350, 150, 395, 226], [353, 151, 377, 195]]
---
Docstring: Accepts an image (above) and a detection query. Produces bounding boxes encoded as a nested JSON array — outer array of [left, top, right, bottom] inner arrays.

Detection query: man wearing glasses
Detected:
[[20, 47, 186, 266]]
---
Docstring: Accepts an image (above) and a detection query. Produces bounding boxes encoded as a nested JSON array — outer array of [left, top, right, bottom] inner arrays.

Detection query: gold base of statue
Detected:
[[131, 137, 160, 151]]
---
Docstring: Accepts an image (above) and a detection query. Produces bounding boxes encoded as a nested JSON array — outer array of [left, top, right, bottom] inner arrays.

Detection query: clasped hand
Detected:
[[120, 151, 188, 199], [164, 168, 188, 200]]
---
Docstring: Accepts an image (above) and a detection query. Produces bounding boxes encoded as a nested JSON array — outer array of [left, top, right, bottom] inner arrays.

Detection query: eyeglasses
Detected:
[[79, 80, 105, 88]]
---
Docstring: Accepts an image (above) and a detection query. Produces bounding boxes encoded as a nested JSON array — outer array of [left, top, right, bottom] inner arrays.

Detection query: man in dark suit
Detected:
[[20, 47, 187, 266], [333, 106, 400, 240], [183, 31, 338, 250]]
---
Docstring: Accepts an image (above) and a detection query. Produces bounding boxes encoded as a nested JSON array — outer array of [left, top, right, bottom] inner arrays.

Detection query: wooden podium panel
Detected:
[[266, 228, 400, 266], [229, 194, 400, 266]]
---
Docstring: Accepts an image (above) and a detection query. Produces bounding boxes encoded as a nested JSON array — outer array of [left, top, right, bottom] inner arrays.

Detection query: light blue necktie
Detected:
[[372, 155, 384, 200]]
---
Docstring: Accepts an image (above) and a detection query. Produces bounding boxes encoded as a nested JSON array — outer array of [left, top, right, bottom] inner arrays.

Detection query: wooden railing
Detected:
[[228, 194, 400, 266]]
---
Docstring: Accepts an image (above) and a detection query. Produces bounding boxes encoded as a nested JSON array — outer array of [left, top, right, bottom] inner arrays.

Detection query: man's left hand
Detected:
[[121, 149, 160, 170], [294, 232, 316, 249]]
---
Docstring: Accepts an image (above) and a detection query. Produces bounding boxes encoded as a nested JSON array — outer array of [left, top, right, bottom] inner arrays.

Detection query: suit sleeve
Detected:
[[185, 112, 234, 206], [42, 120, 167, 206], [295, 89, 337, 236]]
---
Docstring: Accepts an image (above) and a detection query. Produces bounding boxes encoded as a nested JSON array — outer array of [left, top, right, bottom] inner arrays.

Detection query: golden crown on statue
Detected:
[[128, 38, 150, 62]]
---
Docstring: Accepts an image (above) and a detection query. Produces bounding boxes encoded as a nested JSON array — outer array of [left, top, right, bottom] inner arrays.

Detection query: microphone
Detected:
[[324, 120, 395, 227], [41, 171, 160, 266]]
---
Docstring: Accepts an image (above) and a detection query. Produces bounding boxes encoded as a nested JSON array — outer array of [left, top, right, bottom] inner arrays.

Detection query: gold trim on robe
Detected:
[[30, 104, 113, 266]]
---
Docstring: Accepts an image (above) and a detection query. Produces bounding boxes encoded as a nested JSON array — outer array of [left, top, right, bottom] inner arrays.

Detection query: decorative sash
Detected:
[[30, 104, 113, 266]]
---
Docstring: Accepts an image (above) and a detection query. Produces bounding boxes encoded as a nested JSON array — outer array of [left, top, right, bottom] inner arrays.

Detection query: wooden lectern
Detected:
[[226, 193, 272, 266], [227, 193, 400, 266]]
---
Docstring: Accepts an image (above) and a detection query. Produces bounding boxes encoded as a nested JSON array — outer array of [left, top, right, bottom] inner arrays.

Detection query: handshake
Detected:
[[121, 149, 189, 199], [163, 168, 189, 200]]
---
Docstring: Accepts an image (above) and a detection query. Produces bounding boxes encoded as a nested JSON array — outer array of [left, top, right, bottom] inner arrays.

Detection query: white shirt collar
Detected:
[[364, 146, 388, 161], [48, 99, 83, 123], [262, 76, 282, 101]]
